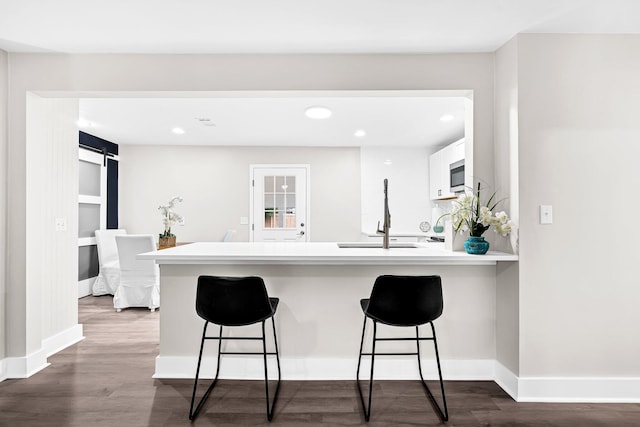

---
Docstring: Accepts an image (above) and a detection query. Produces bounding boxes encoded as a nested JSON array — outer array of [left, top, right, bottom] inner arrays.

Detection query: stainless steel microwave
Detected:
[[449, 159, 465, 193]]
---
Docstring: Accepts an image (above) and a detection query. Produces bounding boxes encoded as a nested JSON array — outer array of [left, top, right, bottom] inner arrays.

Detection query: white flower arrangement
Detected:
[[437, 183, 512, 238], [158, 196, 184, 238]]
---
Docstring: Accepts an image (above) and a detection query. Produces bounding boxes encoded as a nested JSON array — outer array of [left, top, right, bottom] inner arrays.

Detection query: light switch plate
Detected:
[[240, 217, 249, 225], [540, 205, 553, 224], [55, 217, 67, 231]]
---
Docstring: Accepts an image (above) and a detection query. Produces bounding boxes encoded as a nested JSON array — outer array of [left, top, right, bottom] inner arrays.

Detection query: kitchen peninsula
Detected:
[[140, 242, 517, 381]]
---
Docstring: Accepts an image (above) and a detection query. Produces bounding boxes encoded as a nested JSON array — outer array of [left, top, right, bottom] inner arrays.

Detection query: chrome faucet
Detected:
[[376, 178, 391, 249]]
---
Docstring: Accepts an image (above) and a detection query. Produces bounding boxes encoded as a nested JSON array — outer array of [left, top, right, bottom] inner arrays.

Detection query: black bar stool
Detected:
[[356, 275, 449, 422], [189, 275, 281, 421]]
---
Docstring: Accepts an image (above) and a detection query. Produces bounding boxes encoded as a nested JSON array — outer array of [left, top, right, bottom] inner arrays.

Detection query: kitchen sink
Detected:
[[337, 242, 420, 248]]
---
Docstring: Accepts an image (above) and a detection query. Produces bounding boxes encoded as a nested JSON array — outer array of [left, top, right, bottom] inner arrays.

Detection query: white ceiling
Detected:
[[1, 0, 639, 54], [5, 0, 638, 148], [78, 93, 467, 148]]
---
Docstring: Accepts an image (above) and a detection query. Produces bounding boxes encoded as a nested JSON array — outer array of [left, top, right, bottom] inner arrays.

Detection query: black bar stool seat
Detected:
[[356, 275, 449, 422], [189, 275, 281, 421]]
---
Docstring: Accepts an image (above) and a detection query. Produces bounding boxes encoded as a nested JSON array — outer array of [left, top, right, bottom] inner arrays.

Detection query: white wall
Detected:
[[0, 49, 7, 366], [0, 94, 83, 377], [4, 53, 495, 378], [26, 95, 79, 341], [119, 145, 361, 242], [517, 35, 640, 379], [360, 146, 431, 235], [494, 37, 521, 378]]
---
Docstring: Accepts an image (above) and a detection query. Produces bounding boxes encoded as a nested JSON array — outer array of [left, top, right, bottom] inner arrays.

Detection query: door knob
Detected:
[[297, 231, 305, 236]]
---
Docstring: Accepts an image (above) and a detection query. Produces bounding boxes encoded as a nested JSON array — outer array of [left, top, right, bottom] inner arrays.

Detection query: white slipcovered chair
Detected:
[[93, 229, 127, 296], [223, 229, 236, 242], [113, 234, 160, 312]]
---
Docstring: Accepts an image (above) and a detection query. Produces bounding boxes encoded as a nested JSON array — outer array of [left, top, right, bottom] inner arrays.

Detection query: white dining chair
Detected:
[[223, 229, 236, 242], [93, 229, 127, 296], [113, 234, 160, 312]]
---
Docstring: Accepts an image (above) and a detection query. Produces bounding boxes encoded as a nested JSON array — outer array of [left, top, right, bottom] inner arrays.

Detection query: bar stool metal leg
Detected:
[[271, 315, 282, 382], [191, 276, 280, 422], [416, 323, 449, 421], [189, 323, 223, 420], [262, 318, 282, 421], [356, 317, 377, 422], [357, 319, 449, 422], [356, 275, 448, 422]]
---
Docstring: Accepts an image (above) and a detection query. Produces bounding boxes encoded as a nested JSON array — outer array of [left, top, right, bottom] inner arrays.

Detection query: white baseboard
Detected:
[[0, 324, 84, 381], [0, 358, 7, 382], [78, 278, 95, 299], [155, 356, 640, 403], [3, 348, 50, 379], [494, 361, 519, 400], [154, 355, 494, 381], [493, 361, 640, 403], [4, 323, 638, 402], [517, 376, 640, 403], [42, 324, 84, 357]]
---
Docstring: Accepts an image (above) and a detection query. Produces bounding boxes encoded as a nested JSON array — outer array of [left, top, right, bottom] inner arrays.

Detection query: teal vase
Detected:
[[464, 236, 489, 255]]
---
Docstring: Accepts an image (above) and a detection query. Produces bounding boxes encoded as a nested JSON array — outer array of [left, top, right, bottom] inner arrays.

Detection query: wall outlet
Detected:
[[540, 205, 553, 225], [55, 217, 67, 231]]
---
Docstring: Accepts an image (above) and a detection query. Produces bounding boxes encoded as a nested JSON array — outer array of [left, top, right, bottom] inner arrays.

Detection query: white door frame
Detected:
[[78, 147, 108, 297], [249, 164, 310, 242]]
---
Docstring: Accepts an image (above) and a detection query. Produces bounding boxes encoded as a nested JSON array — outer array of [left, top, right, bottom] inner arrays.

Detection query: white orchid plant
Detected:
[[158, 196, 184, 238], [437, 183, 512, 238]]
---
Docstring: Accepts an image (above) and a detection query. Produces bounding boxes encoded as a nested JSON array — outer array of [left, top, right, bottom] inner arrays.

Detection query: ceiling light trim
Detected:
[[305, 106, 332, 119]]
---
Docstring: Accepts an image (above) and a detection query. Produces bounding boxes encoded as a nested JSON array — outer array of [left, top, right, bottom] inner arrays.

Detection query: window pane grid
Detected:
[[78, 203, 101, 238], [264, 175, 296, 229]]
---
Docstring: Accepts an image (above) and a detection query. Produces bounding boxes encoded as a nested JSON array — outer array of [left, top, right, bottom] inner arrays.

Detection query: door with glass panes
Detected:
[[251, 165, 309, 242], [78, 148, 107, 297]]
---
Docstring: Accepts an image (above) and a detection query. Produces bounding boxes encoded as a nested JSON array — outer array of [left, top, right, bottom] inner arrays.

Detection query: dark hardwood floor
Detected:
[[1, 296, 639, 426]]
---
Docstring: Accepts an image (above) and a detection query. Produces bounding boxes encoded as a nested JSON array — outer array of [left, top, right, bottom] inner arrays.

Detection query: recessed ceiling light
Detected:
[[195, 117, 216, 126], [305, 106, 332, 119], [172, 127, 185, 135], [383, 159, 393, 166], [354, 129, 367, 138], [440, 114, 454, 122]]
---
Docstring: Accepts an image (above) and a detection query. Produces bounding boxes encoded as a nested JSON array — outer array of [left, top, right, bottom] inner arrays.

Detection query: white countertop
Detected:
[[138, 242, 518, 265]]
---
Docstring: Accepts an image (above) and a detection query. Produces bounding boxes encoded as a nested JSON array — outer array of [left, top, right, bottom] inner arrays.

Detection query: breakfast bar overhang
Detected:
[[139, 242, 518, 383]]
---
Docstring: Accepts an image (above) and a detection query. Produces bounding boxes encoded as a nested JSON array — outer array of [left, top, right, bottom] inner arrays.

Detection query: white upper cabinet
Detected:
[[429, 149, 447, 200], [429, 138, 465, 200], [451, 138, 465, 163]]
